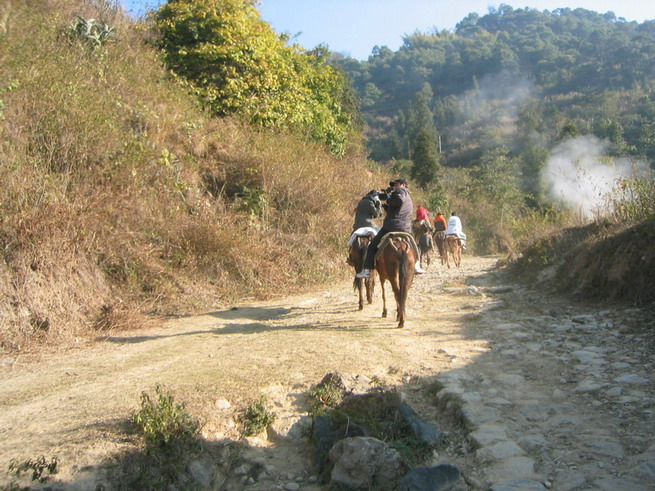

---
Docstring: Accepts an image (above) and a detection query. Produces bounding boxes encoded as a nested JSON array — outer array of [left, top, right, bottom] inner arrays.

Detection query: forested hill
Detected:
[[335, 6, 655, 194]]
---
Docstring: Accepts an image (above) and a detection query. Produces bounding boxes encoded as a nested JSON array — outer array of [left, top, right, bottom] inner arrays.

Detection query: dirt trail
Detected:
[[0, 255, 653, 489]]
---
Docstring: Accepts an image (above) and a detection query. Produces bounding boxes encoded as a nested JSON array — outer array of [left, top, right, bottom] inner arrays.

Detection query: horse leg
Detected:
[[380, 277, 388, 318], [357, 278, 364, 310], [366, 277, 374, 304]]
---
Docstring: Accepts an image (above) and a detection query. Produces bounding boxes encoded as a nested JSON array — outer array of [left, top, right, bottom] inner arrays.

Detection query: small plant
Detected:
[[132, 384, 200, 449], [241, 398, 277, 436], [67, 15, 115, 48], [7, 456, 58, 484], [307, 380, 344, 415]]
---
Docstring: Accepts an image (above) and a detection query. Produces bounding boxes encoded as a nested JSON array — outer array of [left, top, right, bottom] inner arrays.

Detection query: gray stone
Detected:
[[634, 460, 655, 481], [329, 436, 406, 490], [496, 374, 525, 385], [469, 425, 509, 447], [476, 441, 525, 463], [574, 378, 608, 393], [593, 477, 651, 490], [518, 434, 549, 453], [399, 464, 465, 491], [460, 403, 499, 426], [485, 456, 537, 484], [614, 374, 650, 385], [399, 402, 441, 444], [188, 460, 214, 487], [582, 437, 624, 458], [552, 468, 587, 490], [490, 479, 546, 490]]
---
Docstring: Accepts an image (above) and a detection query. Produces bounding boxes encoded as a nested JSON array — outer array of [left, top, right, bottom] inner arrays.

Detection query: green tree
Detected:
[[155, 0, 355, 154], [411, 128, 440, 186]]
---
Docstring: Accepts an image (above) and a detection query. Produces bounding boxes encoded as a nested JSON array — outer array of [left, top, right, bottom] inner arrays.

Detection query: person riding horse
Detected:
[[446, 212, 467, 250], [356, 179, 425, 278], [347, 190, 382, 266]]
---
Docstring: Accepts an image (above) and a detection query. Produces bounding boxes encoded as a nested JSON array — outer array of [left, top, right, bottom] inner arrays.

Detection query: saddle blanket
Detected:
[[348, 226, 379, 246]]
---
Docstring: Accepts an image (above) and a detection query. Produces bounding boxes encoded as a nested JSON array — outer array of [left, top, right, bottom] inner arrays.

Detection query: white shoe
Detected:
[[356, 268, 372, 279], [415, 265, 426, 274]]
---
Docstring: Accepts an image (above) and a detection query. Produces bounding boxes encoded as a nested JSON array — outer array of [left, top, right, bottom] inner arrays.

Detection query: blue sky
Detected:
[[120, 0, 655, 60]]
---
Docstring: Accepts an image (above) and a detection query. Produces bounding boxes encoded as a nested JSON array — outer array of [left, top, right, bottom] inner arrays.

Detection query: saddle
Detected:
[[348, 226, 379, 246], [375, 232, 420, 261]]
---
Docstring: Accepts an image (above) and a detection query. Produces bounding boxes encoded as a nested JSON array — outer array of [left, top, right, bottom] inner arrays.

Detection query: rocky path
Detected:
[[0, 255, 653, 490], [433, 274, 655, 490]]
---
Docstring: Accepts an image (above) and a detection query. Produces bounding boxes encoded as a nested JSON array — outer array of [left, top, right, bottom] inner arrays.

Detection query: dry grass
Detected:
[[0, 0, 389, 351]]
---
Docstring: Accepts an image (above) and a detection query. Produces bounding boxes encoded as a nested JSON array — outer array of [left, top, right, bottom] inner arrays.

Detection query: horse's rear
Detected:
[[376, 234, 417, 328], [418, 232, 433, 269], [350, 236, 375, 310], [444, 235, 462, 268]]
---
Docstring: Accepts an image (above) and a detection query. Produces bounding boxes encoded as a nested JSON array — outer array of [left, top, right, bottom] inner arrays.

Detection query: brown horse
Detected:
[[417, 232, 433, 269], [432, 231, 446, 265], [375, 233, 417, 328], [350, 236, 375, 310], [444, 234, 462, 268]]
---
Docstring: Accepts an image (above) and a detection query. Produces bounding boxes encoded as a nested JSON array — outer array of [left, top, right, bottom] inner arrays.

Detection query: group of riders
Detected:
[[348, 178, 467, 278]]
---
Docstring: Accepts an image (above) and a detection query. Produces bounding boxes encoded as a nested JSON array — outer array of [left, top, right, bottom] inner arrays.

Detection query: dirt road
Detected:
[[0, 255, 653, 489]]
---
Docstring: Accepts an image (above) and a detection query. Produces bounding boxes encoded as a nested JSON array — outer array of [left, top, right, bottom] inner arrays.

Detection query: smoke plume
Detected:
[[544, 135, 646, 219]]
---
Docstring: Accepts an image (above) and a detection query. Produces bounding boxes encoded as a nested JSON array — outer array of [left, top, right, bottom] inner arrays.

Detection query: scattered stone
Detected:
[[615, 374, 650, 385], [399, 402, 441, 444], [490, 479, 546, 490], [214, 399, 231, 409], [485, 456, 538, 484], [399, 464, 465, 491], [283, 483, 299, 490], [187, 460, 214, 488], [469, 425, 509, 447], [476, 440, 525, 463], [328, 437, 406, 490]]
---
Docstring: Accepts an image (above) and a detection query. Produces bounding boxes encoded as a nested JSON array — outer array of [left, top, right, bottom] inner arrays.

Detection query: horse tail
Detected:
[[398, 245, 410, 312]]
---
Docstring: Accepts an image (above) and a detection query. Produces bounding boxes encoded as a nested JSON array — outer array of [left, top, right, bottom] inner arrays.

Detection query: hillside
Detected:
[[337, 6, 655, 196], [0, 0, 387, 351]]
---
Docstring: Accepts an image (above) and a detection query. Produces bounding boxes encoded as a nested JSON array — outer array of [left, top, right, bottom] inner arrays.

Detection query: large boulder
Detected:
[[328, 436, 407, 490]]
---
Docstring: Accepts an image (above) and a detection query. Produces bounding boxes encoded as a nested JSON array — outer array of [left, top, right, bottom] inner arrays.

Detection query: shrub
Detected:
[[132, 384, 200, 449], [240, 398, 277, 436]]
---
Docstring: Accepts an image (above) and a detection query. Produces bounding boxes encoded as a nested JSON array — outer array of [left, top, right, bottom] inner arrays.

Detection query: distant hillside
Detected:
[[337, 6, 655, 195]]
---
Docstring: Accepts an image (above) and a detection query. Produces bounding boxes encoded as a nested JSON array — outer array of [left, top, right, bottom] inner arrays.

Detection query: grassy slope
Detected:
[[0, 0, 387, 350]]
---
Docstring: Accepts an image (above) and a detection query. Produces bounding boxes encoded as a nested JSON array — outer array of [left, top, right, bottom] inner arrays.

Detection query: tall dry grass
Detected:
[[0, 0, 388, 350]]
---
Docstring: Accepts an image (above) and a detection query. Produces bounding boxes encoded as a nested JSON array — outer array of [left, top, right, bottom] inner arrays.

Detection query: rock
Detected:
[[469, 425, 509, 447], [328, 436, 407, 490], [476, 440, 525, 463], [312, 415, 366, 471], [399, 464, 465, 490], [187, 460, 215, 488], [399, 402, 442, 444], [485, 456, 538, 484], [614, 374, 650, 385], [490, 479, 546, 490], [214, 399, 231, 409]]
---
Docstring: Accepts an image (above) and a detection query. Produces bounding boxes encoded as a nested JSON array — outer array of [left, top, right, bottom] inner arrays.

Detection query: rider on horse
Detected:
[[356, 179, 426, 278], [446, 212, 467, 249]]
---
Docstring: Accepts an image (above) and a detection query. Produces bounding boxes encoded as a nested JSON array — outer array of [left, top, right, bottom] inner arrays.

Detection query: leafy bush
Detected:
[[240, 398, 277, 436], [132, 384, 200, 449], [608, 175, 655, 223]]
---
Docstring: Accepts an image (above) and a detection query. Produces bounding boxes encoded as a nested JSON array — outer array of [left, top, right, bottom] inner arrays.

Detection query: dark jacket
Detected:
[[353, 195, 382, 230], [381, 187, 413, 233]]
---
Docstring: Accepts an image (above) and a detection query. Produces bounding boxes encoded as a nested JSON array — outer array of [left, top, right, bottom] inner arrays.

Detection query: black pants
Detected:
[[363, 228, 392, 270]]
